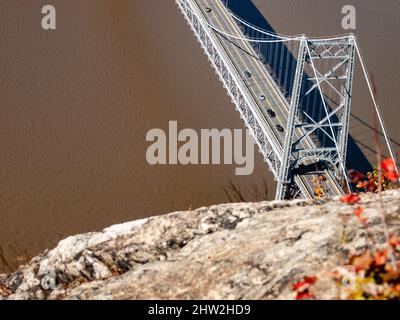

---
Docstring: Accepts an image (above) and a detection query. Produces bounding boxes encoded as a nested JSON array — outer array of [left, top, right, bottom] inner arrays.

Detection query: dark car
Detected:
[[266, 109, 276, 117], [276, 124, 285, 133]]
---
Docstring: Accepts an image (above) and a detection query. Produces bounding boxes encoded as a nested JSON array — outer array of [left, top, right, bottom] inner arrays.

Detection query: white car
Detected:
[[259, 95, 266, 101]]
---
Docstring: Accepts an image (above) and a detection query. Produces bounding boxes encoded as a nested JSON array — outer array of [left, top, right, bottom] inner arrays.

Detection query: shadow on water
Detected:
[[223, 0, 374, 173]]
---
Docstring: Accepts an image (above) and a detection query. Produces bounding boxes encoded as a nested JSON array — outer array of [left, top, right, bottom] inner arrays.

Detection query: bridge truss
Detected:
[[277, 37, 356, 199], [176, 0, 399, 199]]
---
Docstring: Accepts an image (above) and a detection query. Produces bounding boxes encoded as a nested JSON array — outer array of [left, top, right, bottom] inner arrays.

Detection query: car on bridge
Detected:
[[276, 125, 285, 133], [259, 94, 266, 101], [266, 109, 276, 118], [205, 7, 212, 13]]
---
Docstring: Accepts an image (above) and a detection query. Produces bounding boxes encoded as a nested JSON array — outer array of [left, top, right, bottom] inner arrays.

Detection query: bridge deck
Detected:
[[188, 0, 343, 198]]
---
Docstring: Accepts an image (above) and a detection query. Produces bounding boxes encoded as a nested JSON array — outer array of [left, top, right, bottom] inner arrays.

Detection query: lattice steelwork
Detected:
[[175, 0, 392, 200], [276, 37, 356, 199], [176, 0, 282, 177]]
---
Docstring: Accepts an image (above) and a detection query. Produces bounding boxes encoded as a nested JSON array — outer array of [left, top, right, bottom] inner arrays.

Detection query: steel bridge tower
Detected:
[[276, 37, 356, 199]]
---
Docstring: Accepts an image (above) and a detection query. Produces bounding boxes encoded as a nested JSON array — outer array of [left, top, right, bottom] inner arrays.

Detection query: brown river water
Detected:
[[1, 0, 400, 271]]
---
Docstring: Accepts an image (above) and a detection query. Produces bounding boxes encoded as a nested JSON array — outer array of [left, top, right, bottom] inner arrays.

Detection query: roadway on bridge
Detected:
[[189, 0, 343, 198]]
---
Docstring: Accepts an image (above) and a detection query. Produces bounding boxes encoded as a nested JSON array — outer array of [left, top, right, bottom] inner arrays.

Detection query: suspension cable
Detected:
[[227, 6, 354, 42], [177, 0, 300, 43], [179, 0, 355, 44]]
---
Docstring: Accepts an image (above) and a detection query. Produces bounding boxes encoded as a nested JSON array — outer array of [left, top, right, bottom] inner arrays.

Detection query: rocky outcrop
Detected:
[[1, 190, 399, 300]]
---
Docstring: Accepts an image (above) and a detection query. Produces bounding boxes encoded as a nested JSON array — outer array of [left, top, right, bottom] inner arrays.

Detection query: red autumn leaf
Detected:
[[354, 207, 367, 224], [292, 276, 318, 292], [340, 194, 361, 205], [386, 170, 399, 182], [354, 207, 363, 217], [295, 291, 314, 300], [381, 158, 399, 182], [381, 158, 396, 173], [292, 281, 307, 291]]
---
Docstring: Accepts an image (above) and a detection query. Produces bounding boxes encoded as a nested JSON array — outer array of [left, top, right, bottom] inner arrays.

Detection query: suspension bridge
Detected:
[[176, 0, 399, 200]]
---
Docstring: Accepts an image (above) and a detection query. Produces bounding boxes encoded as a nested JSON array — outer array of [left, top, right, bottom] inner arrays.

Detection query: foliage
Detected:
[[340, 193, 360, 205], [292, 158, 400, 300], [292, 276, 317, 300], [312, 175, 327, 198], [351, 158, 399, 193], [292, 236, 400, 300], [335, 236, 400, 300], [357, 168, 392, 192]]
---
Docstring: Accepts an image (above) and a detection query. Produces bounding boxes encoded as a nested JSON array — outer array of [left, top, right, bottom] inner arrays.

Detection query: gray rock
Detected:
[[1, 190, 399, 300]]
